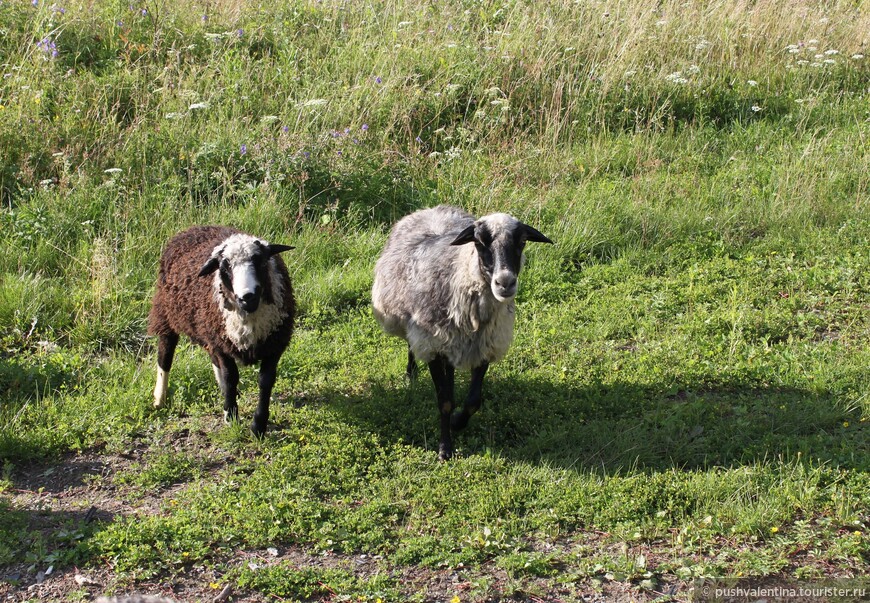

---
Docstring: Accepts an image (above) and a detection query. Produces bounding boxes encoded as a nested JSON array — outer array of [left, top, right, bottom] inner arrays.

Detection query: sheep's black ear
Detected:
[[198, 256, 220, 276], [450, 225, 477, 246], [523, 224, 554, 245], [267, 244, 295, 256]]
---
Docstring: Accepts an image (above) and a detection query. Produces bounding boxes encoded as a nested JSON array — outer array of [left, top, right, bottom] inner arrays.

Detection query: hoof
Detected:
[[251, 420, 267, 438], [438, 444, 453, 461], [450, 411, 470, 431]]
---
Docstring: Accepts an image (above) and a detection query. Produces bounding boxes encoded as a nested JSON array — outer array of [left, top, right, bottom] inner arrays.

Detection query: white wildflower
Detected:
[[796, 59, 809, 65], [665, 71, 688, 84], [164, 112, 184, 119], [624, 70, 637, 78], [300, 98, 328, 107], [188, 102, 209, 110], [687, 64, 700, 75], [104, 168, 123, 174], [747, 80, 758, 87], [695, 39, 710, 51], [824, 49, 838, 56], [751, 105, 762, 112], [397, 20, 413, 28], [260, 115, 279, 123], [823, 58, 836, 65], [808, 39, 819, 45], [851, 54, 864, 60]]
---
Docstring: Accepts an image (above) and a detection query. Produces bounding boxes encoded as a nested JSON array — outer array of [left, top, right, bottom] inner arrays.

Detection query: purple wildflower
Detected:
[[240, 144, 247, 156], [303, 151, 310, 159], [375, 76, 382, 84], [344, 127, 350, 135], [415, 136, 423, 143], [337, 150, 343, 156], [237, 28, 244, 38], [141, 8, 147, 16], [281, 125, 289, 133], [361, 123, 369, 132], [201, 14, 208, 22], [32, 0, 38, 6]]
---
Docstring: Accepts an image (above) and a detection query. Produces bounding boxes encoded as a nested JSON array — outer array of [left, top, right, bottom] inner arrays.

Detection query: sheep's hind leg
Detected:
[[406, 346, 419, 380], [451, 362, 488, 431], [427, 355, 455, 460], [154, 333, 179, 408], [213, 354, 240, 424], [252, 354, 280, 438]]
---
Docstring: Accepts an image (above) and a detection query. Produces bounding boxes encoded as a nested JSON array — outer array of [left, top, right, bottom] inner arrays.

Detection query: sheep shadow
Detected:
[[325, 374, 869, 473]]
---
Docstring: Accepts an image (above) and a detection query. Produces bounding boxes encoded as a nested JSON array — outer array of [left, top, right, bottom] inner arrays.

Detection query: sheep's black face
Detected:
[[451, 213, 553, 302]]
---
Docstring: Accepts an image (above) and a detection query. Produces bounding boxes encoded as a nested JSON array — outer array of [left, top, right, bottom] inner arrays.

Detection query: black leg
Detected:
[[406, 346, 419, 380], [215, 354, 239, 424], [253, 355, 279, 437], [427, 355, 455, 460], [452, 362, 488, 431], [153, 332, 179, 408]]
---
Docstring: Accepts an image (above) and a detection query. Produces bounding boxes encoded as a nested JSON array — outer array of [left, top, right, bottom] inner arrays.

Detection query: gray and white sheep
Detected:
[[147, 225, 295, 436], [372, 205, 552, 459]]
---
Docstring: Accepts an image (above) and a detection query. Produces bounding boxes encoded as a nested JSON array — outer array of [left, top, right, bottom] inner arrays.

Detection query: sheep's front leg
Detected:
[[427, 355, 455, 460], [214, 354, 240, 424], [406, 346, 419, 380], [252, 355, 280, 437], [452, 362, 489, 431], [154, 332, 179, 408]]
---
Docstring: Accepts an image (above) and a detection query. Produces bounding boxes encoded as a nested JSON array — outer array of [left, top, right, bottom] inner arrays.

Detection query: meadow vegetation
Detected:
[[1, 0, 868, 600]]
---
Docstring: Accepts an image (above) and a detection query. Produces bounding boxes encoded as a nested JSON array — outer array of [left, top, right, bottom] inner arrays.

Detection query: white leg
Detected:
[[212, 362, 223, 392], [153, 366, 168, 408]]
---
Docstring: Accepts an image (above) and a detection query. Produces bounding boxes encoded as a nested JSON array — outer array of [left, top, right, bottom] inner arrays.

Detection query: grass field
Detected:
[[1, 0, 869, 601]]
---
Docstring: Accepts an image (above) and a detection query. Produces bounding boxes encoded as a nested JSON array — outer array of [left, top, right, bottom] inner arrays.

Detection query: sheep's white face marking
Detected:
[[154, 366, 168, 408], [232, 262, 261, 311]]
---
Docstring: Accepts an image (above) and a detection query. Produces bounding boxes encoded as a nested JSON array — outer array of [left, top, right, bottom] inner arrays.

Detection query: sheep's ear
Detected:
[[198, 256, 220, 276], [450, 225, 477, 246], [523, 224, 554, 245], [267, 244, 295, 256]]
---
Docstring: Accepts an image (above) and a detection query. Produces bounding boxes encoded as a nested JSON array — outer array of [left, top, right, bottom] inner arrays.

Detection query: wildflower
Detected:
[[375, 76, 382, 84], [751, 105, 762, 112], [415, 136, 422, 143], [665, 71, 688, 84], [237, 28, 244, 38], [104, 168, 123, 174], [796, 59, 809, 65], [240, 144, 247, 155], [687, 64, 700, 75], [824, 49, 838, 56], [823, 59, 836, 65], [201, 14, 208, 22], [451, 596, 461, 603], [281, 125, 289, 133], [843, 421, 850, 428], [695, 39, 710, 51], [361, 123, 369, 132], [851, 54, 865, 60], [188, 102, 209, 110], [32, 0, 38, 6], [770, 526, 779, 533], [141, 8, 146, 16], [747, 80, 758, 87]]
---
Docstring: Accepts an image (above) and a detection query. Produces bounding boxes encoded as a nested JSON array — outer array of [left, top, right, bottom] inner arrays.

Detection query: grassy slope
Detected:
[[1, 0, 869, 600]]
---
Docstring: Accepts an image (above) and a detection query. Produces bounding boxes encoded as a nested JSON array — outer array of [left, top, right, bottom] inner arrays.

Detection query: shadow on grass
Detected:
[[326, 375, 869, 473]]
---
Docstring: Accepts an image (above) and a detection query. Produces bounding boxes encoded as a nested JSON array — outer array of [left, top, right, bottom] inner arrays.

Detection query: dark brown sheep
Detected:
[[147, 226, 295, 436]]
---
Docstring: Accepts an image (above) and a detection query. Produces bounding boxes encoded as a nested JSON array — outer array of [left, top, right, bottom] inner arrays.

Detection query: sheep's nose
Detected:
[[495, 274, 517, 291], [240, 291, 260, 311]]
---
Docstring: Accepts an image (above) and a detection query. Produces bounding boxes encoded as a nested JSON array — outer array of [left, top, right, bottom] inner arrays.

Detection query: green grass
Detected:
[[1, 0, 869, 600]]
